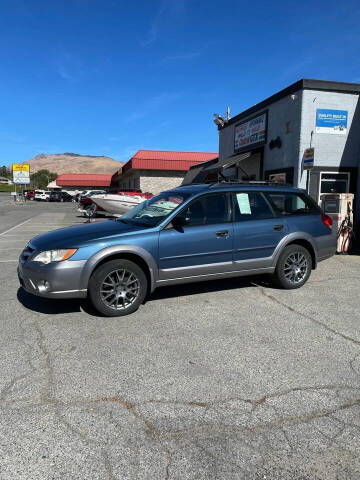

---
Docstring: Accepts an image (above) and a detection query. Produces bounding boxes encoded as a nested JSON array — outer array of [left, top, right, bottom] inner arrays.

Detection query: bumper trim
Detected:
[[18, 259, 87, 299]]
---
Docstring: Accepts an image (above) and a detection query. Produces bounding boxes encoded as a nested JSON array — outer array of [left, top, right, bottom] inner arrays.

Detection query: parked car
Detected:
[[23, 190, 35, 200], [18, 182, 336, 317], [34, 190, 51, 201], [49, 191, 73, 202]]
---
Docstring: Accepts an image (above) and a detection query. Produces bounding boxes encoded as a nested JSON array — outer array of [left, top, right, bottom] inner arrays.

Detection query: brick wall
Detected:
[[116, 170, 185, 194], [139, 170, 184, 194]]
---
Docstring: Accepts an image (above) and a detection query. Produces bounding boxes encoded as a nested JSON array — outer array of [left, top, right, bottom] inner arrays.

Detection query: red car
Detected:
[[23, 190, 35, 200]]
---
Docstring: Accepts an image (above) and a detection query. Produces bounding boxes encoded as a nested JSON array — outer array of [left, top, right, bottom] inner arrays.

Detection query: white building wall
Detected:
[[298, 89, 360, 189]]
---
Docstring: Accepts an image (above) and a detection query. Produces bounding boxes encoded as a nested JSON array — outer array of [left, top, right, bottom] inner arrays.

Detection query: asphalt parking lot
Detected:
[[1, 192, 360, 479]]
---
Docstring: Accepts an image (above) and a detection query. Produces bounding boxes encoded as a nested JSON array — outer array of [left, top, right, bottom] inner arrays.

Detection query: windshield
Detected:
[[119, 191, 190, 227]]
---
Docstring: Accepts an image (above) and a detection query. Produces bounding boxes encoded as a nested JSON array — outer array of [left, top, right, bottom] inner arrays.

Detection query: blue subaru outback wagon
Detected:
[[18, 183, 336, 316]]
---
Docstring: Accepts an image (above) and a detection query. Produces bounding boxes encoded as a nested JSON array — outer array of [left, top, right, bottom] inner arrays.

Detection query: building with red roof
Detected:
[[113, 150, 218, 194], [56, 173, 113, 188]]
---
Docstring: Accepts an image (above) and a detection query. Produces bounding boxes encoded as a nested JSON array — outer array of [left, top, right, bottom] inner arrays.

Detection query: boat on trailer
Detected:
[[90, 190, 153, 216]]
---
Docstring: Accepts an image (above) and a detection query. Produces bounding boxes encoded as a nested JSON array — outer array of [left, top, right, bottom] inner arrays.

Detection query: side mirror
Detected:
[[172, 214, 190, 227]]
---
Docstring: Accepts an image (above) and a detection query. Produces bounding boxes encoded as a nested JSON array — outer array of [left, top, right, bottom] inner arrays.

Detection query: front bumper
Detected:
[[18, 258, 88, 299]]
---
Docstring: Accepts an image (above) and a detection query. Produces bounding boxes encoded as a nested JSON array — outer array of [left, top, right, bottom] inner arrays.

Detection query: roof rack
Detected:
[[208, 180, 292, 187]]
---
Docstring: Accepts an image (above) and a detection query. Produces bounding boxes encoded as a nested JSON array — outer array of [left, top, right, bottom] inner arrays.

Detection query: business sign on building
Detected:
[[234, 112, 267, 152], [13, 163, 30, 184], [315, 109, 348, 135], [303, 148, 314, 170]]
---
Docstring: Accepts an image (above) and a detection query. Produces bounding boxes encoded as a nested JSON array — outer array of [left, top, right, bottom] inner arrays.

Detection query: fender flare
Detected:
[[271, 232, 318, 269], [80, 245, 158, 292]]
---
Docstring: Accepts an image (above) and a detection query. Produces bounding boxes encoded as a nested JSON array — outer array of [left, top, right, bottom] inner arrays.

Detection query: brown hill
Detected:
[[28, 153, 124, 175]]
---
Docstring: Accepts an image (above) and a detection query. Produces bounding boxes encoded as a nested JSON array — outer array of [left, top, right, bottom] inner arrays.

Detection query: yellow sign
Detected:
[[13, 163, 30, 172], [13, 163, 30, 184]]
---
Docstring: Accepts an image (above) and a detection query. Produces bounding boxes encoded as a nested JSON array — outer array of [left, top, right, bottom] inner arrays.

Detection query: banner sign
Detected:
[[315, 109, 348, 134], [13, 163, 30, 184], [303, 148, 314, 170], [234, 113, 267, 151]]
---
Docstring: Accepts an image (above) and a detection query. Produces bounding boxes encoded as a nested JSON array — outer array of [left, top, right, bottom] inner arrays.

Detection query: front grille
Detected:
[[20, 243, 36, 263]]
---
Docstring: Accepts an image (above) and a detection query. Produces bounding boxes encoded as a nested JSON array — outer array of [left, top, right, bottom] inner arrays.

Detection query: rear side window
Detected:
[[233, 192, 274, 221], [265, 192, 321, 216], [184, 193, 230, 226]]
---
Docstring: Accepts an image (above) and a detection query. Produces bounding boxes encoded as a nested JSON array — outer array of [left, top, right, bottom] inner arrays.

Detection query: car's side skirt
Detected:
[[155, 266, 275, 287]]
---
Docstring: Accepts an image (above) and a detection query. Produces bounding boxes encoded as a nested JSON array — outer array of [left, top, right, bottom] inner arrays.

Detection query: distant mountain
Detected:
[[27, 153, 124, 175]]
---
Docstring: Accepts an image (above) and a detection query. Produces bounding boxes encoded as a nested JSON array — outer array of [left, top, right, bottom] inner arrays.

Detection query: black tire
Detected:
[[88, 259, 148, 317], [84, 204, 96, 218], [273, 244, 312, 289]]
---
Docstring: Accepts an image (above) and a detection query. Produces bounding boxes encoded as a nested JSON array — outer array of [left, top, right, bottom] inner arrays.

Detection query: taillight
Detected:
[[322, 213, 333, 229]]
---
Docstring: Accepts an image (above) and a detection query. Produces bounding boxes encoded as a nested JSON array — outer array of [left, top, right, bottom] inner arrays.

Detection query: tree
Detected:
[[0, 166, 11, 179], [30, 169, 58, 189]]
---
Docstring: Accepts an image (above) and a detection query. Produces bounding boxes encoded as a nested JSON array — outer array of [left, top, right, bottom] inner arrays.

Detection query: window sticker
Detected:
[[236, 193, 251, 214]]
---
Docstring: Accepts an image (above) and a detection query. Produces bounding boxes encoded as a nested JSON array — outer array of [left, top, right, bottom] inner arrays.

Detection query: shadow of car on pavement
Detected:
[[17, 274, 272, 317]]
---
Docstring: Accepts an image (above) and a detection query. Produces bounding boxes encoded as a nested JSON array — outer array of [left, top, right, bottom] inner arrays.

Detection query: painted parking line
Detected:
[[0, 240, 29, 242], [0, 217, 35, 237]]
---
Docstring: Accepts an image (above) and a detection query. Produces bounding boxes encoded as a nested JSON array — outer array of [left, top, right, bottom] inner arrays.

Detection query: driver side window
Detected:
[[180, 193, 230, 226]]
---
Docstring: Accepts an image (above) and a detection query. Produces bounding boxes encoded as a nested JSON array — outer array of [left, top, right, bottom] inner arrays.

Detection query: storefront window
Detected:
[[320, 172, 349, 195]]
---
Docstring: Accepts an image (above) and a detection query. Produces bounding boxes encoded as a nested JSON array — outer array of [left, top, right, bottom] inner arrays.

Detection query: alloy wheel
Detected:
[[100, 269, 140, 310], [283, 252, 308, 284]]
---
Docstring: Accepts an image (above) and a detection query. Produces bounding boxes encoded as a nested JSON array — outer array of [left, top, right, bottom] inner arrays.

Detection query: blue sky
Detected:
[[1, 0, 360, 166]]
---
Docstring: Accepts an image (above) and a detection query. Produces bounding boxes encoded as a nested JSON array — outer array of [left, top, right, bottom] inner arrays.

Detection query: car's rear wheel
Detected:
[[274, 244, 312, 289], [88, 259, 147, 316]]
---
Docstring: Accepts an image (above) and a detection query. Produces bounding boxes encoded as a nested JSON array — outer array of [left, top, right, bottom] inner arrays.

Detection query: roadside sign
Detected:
[[303, 148, 314, 170], [13, 163, 30, 184]]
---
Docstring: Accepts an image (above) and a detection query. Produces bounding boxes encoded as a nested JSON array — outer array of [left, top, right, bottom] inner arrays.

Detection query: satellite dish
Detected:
[[213, 117, 224, 127], [213, 113, 225, 127]]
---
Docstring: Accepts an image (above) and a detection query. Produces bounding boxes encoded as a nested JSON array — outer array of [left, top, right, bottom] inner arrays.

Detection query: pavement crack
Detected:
[[31, 318, 54, 402], [255, 284, 360, 347], [95, 396, 173, 479], [102, 449, 115, 480], [350, 351, 360, 377], [29, 319, 116, 478]]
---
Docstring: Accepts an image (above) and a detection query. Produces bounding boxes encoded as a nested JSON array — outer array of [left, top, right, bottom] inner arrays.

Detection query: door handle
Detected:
[[216, 230, 229, 238], [273, 224, 284, 231]]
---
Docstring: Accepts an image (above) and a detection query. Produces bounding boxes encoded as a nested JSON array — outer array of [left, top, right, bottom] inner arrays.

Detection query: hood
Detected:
[[30, 219, 147, 250]]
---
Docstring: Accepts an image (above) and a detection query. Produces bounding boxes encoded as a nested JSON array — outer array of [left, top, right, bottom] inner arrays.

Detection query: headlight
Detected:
[[32, 249, 77, 264]]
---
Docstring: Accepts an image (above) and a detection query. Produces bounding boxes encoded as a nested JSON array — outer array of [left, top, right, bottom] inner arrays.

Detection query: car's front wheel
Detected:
[[274, 244, 312, 289], [88, 259, 148, 316]]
